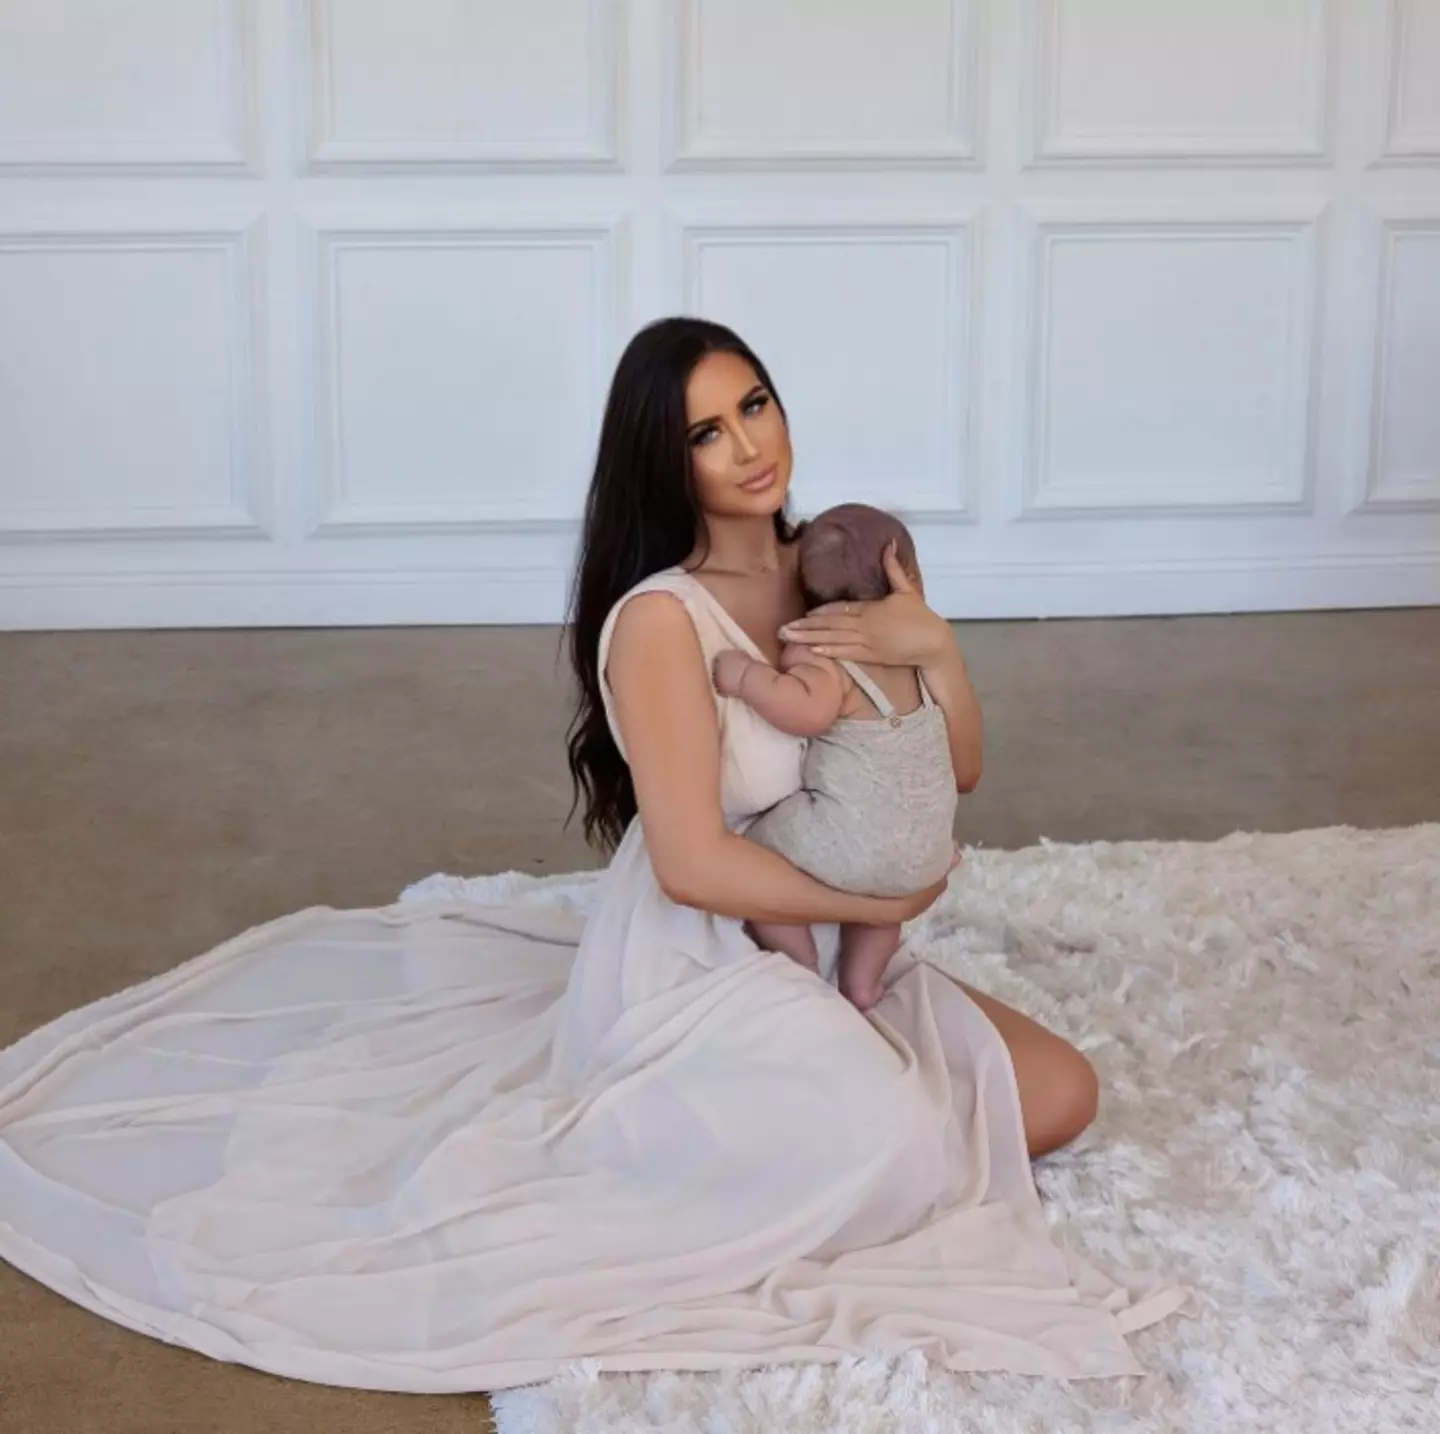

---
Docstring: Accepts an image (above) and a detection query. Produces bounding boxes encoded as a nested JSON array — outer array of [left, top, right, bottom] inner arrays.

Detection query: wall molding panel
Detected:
[[0, 0, 256, 175], [305, 217, 622, 537], [1355, 212, 1440, 512], [1374, 0, 1440, 165], [304, 0, 620, 172], [1023, 0, 1333, 165], [665, 0, 979, 169], [1017, 205, 1323, 519], [0, 218, 269, 542]]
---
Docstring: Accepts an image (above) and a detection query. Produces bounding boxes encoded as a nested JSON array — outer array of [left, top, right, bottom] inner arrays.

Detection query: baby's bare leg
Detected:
[[838, 923, 902, 1011], [747, 921, 820, 972]]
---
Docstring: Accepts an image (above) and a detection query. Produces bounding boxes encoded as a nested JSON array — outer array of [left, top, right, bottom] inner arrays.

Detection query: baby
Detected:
[[713, 503, 958, 1010]]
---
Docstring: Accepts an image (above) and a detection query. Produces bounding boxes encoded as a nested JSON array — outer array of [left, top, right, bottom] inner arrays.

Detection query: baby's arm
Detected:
[[713, 645, 846, 738]]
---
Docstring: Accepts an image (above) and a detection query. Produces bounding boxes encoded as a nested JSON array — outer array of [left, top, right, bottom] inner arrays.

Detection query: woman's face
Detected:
[[683, 350, 792, 520]]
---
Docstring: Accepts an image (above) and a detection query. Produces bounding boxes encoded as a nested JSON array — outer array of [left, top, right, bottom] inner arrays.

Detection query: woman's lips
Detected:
[[738, 464, 778, 494]]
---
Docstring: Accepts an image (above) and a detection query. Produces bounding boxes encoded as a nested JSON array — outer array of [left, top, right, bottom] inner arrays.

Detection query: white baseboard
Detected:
[[1, 553, 1437, 630]]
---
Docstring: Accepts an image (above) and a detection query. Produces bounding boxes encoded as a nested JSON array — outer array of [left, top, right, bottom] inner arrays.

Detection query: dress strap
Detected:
[[916, 671, 937, 709], [838, 660, 896, 718]]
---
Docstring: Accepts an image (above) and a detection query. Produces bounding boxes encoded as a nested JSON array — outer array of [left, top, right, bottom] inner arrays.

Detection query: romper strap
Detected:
[[837, 659, 896, 718]]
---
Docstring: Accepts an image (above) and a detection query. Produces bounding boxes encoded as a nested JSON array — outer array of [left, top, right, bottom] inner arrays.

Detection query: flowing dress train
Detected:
[[0, 570, 1186, 1391]]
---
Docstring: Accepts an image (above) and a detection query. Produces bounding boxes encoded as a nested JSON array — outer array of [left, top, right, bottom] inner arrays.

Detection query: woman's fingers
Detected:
[[777, 617, 872, 659], [785, 606, 864, 629], [802, 644, 873, 662], [778, 623, 861, 648]]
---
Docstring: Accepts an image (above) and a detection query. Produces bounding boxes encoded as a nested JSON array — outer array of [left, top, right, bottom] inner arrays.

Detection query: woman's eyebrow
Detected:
[[687, 385, 767, 434]]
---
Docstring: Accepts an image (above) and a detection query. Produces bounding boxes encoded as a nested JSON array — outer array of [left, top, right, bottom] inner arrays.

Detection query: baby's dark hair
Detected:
[[797, 503, 917, 608]]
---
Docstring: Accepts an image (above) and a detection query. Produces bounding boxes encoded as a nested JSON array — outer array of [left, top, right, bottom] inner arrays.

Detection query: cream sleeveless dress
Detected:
[[0, 568, 1185, 1393]]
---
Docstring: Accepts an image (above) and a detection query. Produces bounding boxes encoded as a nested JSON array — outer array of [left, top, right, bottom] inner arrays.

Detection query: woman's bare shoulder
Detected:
[[606, 589, 707, 689], [611, 588, 693, 648]]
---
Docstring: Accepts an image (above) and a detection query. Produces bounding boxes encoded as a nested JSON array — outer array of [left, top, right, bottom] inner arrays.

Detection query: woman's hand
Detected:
[[783, 546, 985, 792], [874, 847, 962, 924], [779, 544, 953, 668]]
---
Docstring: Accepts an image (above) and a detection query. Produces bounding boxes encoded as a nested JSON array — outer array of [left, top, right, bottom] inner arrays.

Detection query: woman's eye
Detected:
[[689, 425, 718, 447], [743, 393, 769, 416]]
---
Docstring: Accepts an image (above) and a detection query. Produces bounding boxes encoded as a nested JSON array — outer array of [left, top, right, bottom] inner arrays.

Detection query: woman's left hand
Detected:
[[780, 543, 954, 668]]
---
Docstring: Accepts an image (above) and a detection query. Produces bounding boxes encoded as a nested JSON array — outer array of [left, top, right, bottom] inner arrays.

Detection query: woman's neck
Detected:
[[689, 516, 785, 576]]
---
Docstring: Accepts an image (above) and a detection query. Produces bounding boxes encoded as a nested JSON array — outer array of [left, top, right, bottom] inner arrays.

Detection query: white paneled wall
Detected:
[[0, 0, 1437, 629]]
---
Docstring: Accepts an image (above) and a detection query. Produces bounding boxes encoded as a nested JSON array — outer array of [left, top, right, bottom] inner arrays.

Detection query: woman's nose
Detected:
[[732, 428, 759, 462]]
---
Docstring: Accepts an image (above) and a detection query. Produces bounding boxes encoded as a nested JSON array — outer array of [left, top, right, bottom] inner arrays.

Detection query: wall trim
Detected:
[[4, 550, 1437, 629]]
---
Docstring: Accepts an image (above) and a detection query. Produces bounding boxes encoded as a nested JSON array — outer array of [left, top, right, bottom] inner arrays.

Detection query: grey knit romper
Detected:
[[746, 661, 958, 899]]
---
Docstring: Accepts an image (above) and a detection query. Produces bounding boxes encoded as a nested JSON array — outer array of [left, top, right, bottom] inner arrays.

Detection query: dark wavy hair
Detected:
[[566, 317, 793, 852]]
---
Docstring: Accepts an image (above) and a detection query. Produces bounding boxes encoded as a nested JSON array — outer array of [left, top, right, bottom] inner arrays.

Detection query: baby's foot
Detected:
[[838, 923, 902, 1011], [839, 971, 883, 1012]]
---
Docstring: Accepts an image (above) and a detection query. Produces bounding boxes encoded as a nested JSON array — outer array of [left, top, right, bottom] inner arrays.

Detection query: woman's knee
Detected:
[[956, 981, 1100, 1157], [1028, 1043, 1099, 1157]]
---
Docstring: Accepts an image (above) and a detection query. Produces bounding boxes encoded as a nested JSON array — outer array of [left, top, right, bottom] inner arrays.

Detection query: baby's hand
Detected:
[[712, 649, 753, 699]]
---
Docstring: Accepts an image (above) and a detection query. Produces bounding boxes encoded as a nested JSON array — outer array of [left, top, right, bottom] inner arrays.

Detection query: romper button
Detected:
[[889, 715, 902, 729]]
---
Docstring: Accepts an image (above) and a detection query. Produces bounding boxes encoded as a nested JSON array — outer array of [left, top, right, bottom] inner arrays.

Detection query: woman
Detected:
[[0, 318, 1183, 1394], [567, 316, 1099, 1156]]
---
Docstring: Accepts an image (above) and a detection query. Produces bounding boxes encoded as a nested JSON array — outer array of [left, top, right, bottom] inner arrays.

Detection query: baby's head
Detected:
[[797, 503, 919, 609]]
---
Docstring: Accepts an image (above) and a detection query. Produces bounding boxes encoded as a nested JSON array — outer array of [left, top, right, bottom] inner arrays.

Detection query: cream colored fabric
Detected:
[[0, 568, 1185, 1393]]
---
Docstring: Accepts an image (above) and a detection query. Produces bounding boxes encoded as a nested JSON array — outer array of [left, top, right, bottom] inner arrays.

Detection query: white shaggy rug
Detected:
[[402, 825, 1440, 1433]]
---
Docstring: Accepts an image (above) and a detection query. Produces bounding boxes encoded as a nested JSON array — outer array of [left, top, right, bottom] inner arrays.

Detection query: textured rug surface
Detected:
[[403, 825, 1440, 1433]]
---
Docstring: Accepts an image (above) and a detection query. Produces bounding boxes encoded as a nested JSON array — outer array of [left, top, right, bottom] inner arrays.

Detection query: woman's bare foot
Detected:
[[838, 922, 902, 1010]]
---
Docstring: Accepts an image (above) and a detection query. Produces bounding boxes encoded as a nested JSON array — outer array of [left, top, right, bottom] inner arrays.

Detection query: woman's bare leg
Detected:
[[956, 981, 1100, 1158]]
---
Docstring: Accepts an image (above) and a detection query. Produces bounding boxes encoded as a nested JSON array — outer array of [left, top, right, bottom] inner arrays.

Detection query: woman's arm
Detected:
[[607, 592, 949, 923], [779, 545, 983, 792], [916, 646, 983, 793]]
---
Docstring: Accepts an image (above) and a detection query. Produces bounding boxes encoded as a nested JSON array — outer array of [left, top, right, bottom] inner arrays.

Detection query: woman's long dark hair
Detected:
[[566, 317, 792, 852]]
